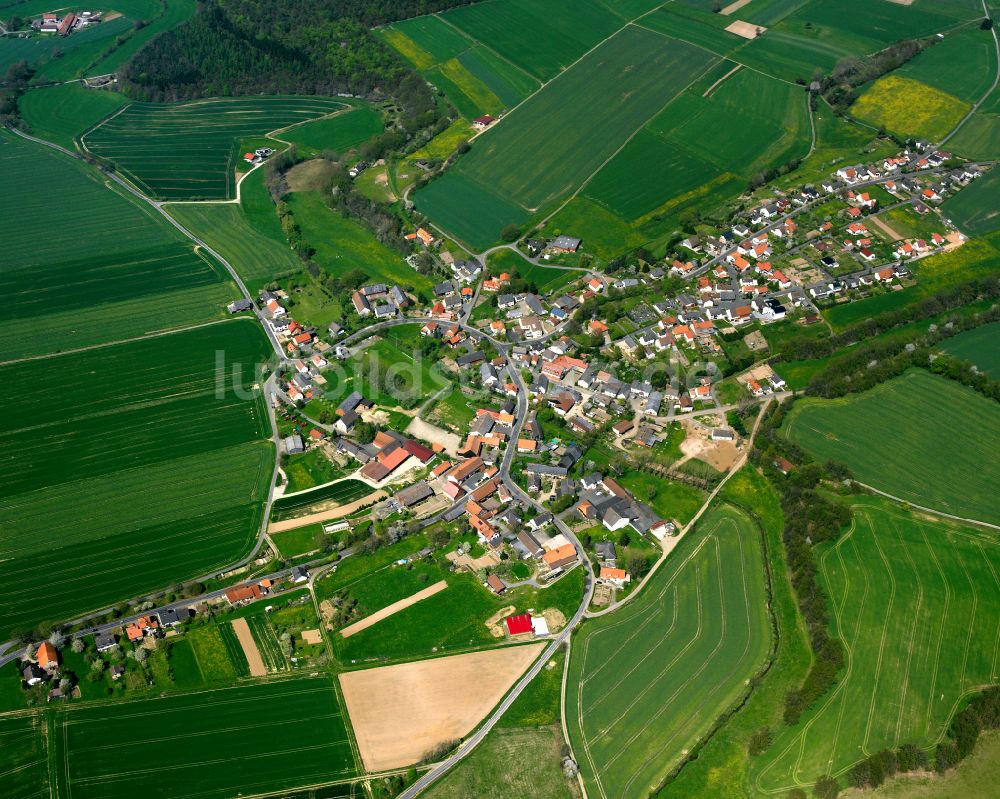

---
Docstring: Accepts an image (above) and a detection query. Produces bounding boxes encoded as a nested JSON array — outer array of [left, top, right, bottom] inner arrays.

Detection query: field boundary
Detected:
[[339, 580, 449, 638]]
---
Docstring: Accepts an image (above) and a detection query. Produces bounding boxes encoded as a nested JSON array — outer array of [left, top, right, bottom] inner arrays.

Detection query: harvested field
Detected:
[[724, 20, 764, 39], [340, 643, 544, 770], [340, 580, 448, 638], [231, 617, 266, 677]]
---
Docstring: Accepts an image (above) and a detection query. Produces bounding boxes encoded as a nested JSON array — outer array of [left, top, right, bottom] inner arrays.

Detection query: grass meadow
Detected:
[[940, 321, 1000, 378], [754, 497, 1000, 793], [289, 191, 434, 292], [784, 370, 1000, 525], [55, 677, 358, 799], [0, 714, 48, 799], [0, 321, 274, 638], [278, 104, 384, 157], [941, 167, 1000, 236], [0, 131, 238, 360], [19, 82, 128, 150], [567, 504, 770, 799], [83, 96, 346, 199], [486, 248, 579, 293]]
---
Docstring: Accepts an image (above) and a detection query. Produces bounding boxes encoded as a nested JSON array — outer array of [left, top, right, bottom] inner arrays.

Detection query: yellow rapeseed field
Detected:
[[852, 74, 970, 141]]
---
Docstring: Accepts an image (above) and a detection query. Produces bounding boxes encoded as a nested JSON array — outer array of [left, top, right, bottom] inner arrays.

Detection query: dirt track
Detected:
[[340, 644, 544, 771], [340, 580, 448, 638], [231, 618, 266, 677]]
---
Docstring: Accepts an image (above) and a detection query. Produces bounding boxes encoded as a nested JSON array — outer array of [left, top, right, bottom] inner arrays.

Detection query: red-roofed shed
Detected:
[[505, 613, 533, 636]]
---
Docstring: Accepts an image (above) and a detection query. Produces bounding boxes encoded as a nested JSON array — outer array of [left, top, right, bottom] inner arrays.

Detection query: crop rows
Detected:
[[248, 614, 288, 672], [567, 505, 770, 799], [0, 714, 48, 799], [0, 321, 275, 638], [271, 479, 373, 521], [58, 677, 357, 799], [785, 370, 1000, 525], [83, 97, 346, 199]]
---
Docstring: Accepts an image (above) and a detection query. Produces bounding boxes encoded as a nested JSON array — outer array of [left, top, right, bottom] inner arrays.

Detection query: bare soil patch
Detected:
[[447, 548, 501, 572], [339, 580, 448, 638], [542, 608, 566, 632], [340, 644, 544, 771], [232, 618, 266, 677], [725, 20, 765, 39], [267, 490, 385, 533], [678, 418, 741, 472], [484, 605, 516, 638], [300, 628, 323, 645], [406, 416, 462, 455]]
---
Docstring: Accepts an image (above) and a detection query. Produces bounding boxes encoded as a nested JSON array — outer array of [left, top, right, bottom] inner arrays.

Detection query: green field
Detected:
[[277, 105, 384, 156], [662, 468, 814, 799], [55, 677, 357, 799], [0, 131, 239, 360], [785, 370, 1000, 524], [898, 27, 998, 104], [619, 471, 706, 525], [0, 714, 48, 799], [83, 97, 347, 199], [19, 83, 129, 150], [584, 67, 809, 222], [754, 497, 1000, 793], [414, 26, 718, 247], [0, 321, 274, 639], [440, 0, 625, 81], [567, 503, 770, 799], [288, 191, 434, 292], [305, 324, 453, 416], [940, 322, 1000, 378], [941, 167, 1000, 236], [164, 174, 301, 291]]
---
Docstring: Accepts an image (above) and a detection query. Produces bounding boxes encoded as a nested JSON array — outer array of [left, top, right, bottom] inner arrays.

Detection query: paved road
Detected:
[[399, 360, 596, 799]]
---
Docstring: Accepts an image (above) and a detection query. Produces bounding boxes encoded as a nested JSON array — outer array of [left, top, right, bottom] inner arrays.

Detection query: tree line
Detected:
[[802, 300, 1000, 402], [750, 401, 852, 726]]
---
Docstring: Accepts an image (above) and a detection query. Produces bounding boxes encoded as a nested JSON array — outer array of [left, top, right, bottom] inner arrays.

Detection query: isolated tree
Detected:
[[133, 647, 148, 664], [501, 224, 521, 242], [812, 775, 839, 799], [48, 629, 66, 648], [748, 726, 773, 756]]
